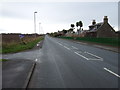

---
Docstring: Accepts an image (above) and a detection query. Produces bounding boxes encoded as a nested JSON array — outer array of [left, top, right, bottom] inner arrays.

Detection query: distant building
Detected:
[[80, 30, 89, 37], [86, 16, 116, 38], [115, 30, 120, 37]]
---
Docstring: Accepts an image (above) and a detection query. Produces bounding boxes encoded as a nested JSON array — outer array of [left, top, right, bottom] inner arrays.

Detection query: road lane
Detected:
[[54, 37, 119, 77], [28, 35, 119, 88]]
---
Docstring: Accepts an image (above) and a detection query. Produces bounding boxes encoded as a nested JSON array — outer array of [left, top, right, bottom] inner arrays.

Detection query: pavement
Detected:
[[2, 59, 35, 88], [2, 36, 119, 88], [2, 40, 43, 89]]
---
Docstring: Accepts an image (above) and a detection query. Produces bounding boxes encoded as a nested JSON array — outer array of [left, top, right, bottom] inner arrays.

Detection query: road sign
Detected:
[[19, 34, 25, 39]]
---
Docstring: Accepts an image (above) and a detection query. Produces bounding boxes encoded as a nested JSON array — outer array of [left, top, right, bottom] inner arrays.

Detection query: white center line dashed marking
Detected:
[[74, 52, 89, 60], [64, 43, 68, 45], [85, 52, 103, 61], [64, 46, 70, 50], [104, 68, 120, 78], [57, 42, 102, 61], [72, 46, 78, 50], [57, 42, 64, 46], [59, 43, 63, 46]]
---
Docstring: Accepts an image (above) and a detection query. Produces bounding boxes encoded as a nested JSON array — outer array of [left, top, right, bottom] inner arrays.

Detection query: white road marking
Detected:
[[56, 42, 60, 44], [57, 42, 70, 50], [85, 52, 103, 61], [64, 46, 70, 50], [74, 52, 89, 60], [74, 51, 103, 61], [59, 43, 64, 46], [76, 51, 82, 53], [104, 68, 120, 78], [56, 42, 63, 46], [88, 58, 103, 61], [64, 43, 68, 46], [37, 44, 39, 47], [35, 59, 38, 62], [58, 42, 63, 44], [72, 46, 78, 50]]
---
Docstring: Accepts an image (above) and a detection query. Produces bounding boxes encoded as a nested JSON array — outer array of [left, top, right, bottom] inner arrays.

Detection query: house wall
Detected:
[[97, 23, 116, 38], [85, 32, 97, 37]]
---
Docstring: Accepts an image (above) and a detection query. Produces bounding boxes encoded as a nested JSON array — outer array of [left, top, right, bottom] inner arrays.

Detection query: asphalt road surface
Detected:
[[27, 35, 119, 88]]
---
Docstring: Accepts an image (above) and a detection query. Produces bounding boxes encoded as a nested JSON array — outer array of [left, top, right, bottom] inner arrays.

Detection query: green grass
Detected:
[[2, 37, 44, 54], [59, 37, 120, 47], [0, 59, 8, 61], [0, 47, 1, 54]]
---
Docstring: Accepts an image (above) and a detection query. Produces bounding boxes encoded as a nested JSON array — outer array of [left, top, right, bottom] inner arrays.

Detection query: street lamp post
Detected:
[[39, 22, 41, 35], [34, 11, 37, 37]]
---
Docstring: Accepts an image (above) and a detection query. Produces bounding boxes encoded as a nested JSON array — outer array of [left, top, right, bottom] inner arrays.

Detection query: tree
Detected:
[[71, 24, 75, 28], [76, 22, 79, 27], [79, 21, 83, 30], [76, 22, 79, 35], [69, 28, 73, 32], [62, 29, 67, 34], [78, 21, 83, 34], [70, 24, 75, 33]]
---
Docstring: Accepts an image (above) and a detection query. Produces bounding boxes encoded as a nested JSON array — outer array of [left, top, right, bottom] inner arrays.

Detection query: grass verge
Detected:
[[59, 37, 120, 47], [0, 59, 8, 61], [2, 37, 44, 54]]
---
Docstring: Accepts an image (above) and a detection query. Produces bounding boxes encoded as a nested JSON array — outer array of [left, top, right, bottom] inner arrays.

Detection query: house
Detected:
[[86, 16, 116, 38], [115, 30, 120, 37], [80, 30, 89, 37]]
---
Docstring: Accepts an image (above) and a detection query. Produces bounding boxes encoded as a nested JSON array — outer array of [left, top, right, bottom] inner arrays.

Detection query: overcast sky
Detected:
[[0, 0, 119, 34]]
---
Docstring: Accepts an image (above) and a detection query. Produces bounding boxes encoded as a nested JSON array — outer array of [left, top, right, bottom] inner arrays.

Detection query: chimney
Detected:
[[92, 20, 96, 25], [103, 16, 108, 23]]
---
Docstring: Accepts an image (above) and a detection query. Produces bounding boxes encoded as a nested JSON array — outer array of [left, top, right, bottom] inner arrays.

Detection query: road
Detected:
[[27, 35, 119, 88]]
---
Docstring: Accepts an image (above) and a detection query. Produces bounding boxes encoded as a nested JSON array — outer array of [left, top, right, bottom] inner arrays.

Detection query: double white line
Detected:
[[57, 42, 70, 50], [74, 52, 89, 60], [74, 51, 103, 61]]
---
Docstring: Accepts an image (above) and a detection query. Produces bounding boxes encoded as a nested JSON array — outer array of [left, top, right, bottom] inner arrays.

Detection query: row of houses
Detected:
[[61, 16, 118, 38]]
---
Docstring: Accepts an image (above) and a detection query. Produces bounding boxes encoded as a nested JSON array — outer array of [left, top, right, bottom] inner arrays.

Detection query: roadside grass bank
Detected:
[[59, 37, 120, 47], [2, 36, 44, 54], [0, 59, 8, 61]]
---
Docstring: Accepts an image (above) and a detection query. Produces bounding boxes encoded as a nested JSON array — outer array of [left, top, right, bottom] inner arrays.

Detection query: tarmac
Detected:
[[1, 38, 119, 89]]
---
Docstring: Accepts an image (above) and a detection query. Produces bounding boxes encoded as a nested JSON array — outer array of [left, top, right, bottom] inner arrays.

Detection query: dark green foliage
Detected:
[[0, 59, 8, 61], [79, 21, 83, 28], [76, 22, 79, 27], [62, 29, 67, 34], [71, 24, 75, 28]]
